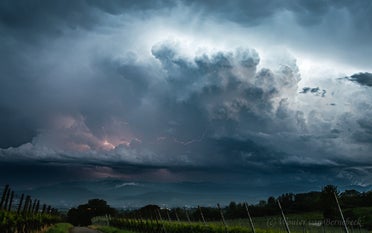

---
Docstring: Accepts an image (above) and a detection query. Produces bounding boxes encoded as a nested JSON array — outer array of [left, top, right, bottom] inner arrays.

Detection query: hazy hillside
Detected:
[[16, 178, 372, 210]]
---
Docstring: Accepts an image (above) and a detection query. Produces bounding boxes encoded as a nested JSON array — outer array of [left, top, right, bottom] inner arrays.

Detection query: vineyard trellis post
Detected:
[[198, 205, 206, 225], [135, 213, 143, 232], [217, 203, 228, 233], [184, 207, 191, 223], [156, 208, 167, 233], [28, 197, 33, 213], [278, 199, 291, 233], [35, 200, 40, 214], [0, 184, 9, 210], [0, 184, 61, 233], [42, 204, 46, 214], [4, 186, 10, 210], [23, 195, 30, 214], [166, 208, 171, 221], [334, 192, 349, 233], [7, 191, 14, 211], [244, 202, 256, 233], [31, 199, 37, 213], [175, 209, 180, 222], [157, 208, 163, 221], [17, 193, 24, 214]]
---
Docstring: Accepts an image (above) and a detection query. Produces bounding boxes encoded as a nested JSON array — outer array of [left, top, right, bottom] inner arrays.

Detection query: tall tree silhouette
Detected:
[[67, 199, 117, 226], [321, 185, 339, 221]]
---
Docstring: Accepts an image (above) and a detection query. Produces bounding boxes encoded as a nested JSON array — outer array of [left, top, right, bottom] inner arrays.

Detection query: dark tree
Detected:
[[321, 185, 339, 221], [138, 204, 160, 219], [267, 197, 276, 207], [225, 201, 246, 219], [365, 191, 372, 206], [340, 189, 362, 208], [278, 193, 295, 210], [67, 199, 117, 226], [293, 191, 321, 212]]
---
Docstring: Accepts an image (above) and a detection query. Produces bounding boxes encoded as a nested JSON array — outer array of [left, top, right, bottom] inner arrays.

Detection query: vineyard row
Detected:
[[0, 184, 61, 233]]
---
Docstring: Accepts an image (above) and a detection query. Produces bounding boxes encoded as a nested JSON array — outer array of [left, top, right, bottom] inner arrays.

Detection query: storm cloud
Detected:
[[1, 0, 372, 201], [347, 72, 372, 87]]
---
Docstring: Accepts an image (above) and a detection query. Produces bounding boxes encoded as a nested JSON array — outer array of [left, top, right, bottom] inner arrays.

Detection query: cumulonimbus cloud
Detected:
[[1, 39, 371, 173], [1, 0, 372, 189]]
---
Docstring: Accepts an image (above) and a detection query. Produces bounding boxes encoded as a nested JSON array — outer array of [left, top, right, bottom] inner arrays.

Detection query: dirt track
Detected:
[[70, 227, 101, 233]]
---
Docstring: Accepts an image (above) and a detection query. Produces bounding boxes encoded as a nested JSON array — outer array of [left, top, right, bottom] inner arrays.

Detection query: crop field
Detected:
[[109, 216, 371, 233], [0, 185, 61, 233], [0, 210, 61, 233]]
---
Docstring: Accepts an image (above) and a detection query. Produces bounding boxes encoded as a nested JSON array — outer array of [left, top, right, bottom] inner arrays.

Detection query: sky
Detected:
[[1, 0, 372, 207]]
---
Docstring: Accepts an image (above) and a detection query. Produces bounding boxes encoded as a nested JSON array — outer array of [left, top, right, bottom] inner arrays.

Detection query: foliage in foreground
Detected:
[[110, 218, 371, 233], [45, 223, 73, 233], [0, 210, 61, 233], [111, 218, 282, 233], [344, 206, 372, 230]]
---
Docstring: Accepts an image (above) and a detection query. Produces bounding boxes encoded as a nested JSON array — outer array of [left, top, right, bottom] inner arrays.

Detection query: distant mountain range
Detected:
[[13, 179, 273, 210], [14, 179, 372, 211]]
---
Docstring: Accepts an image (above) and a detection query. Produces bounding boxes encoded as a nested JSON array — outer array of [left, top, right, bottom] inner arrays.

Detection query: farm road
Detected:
[[70, 227, 102, 233]]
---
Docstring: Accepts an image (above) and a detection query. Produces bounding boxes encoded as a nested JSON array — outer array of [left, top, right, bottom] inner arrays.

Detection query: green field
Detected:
[[0, 210, 61, 233], [208, 211, 370, 233], [108, 210, 372, 233]]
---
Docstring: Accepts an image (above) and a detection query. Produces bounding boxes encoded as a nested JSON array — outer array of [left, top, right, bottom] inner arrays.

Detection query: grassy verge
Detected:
[[45, 223, 73, 233], [96, 225, 137, 233]]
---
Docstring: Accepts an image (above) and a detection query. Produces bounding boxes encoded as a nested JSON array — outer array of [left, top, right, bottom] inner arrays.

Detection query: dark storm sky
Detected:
[[1, 0, 372, 192]]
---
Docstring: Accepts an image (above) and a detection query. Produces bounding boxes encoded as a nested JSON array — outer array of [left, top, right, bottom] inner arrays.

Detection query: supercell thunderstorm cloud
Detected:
[[0, 0, 372, 207]]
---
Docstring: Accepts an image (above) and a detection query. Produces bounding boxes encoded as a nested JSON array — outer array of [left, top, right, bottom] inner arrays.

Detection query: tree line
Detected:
[[67, 185, 372, 228]]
